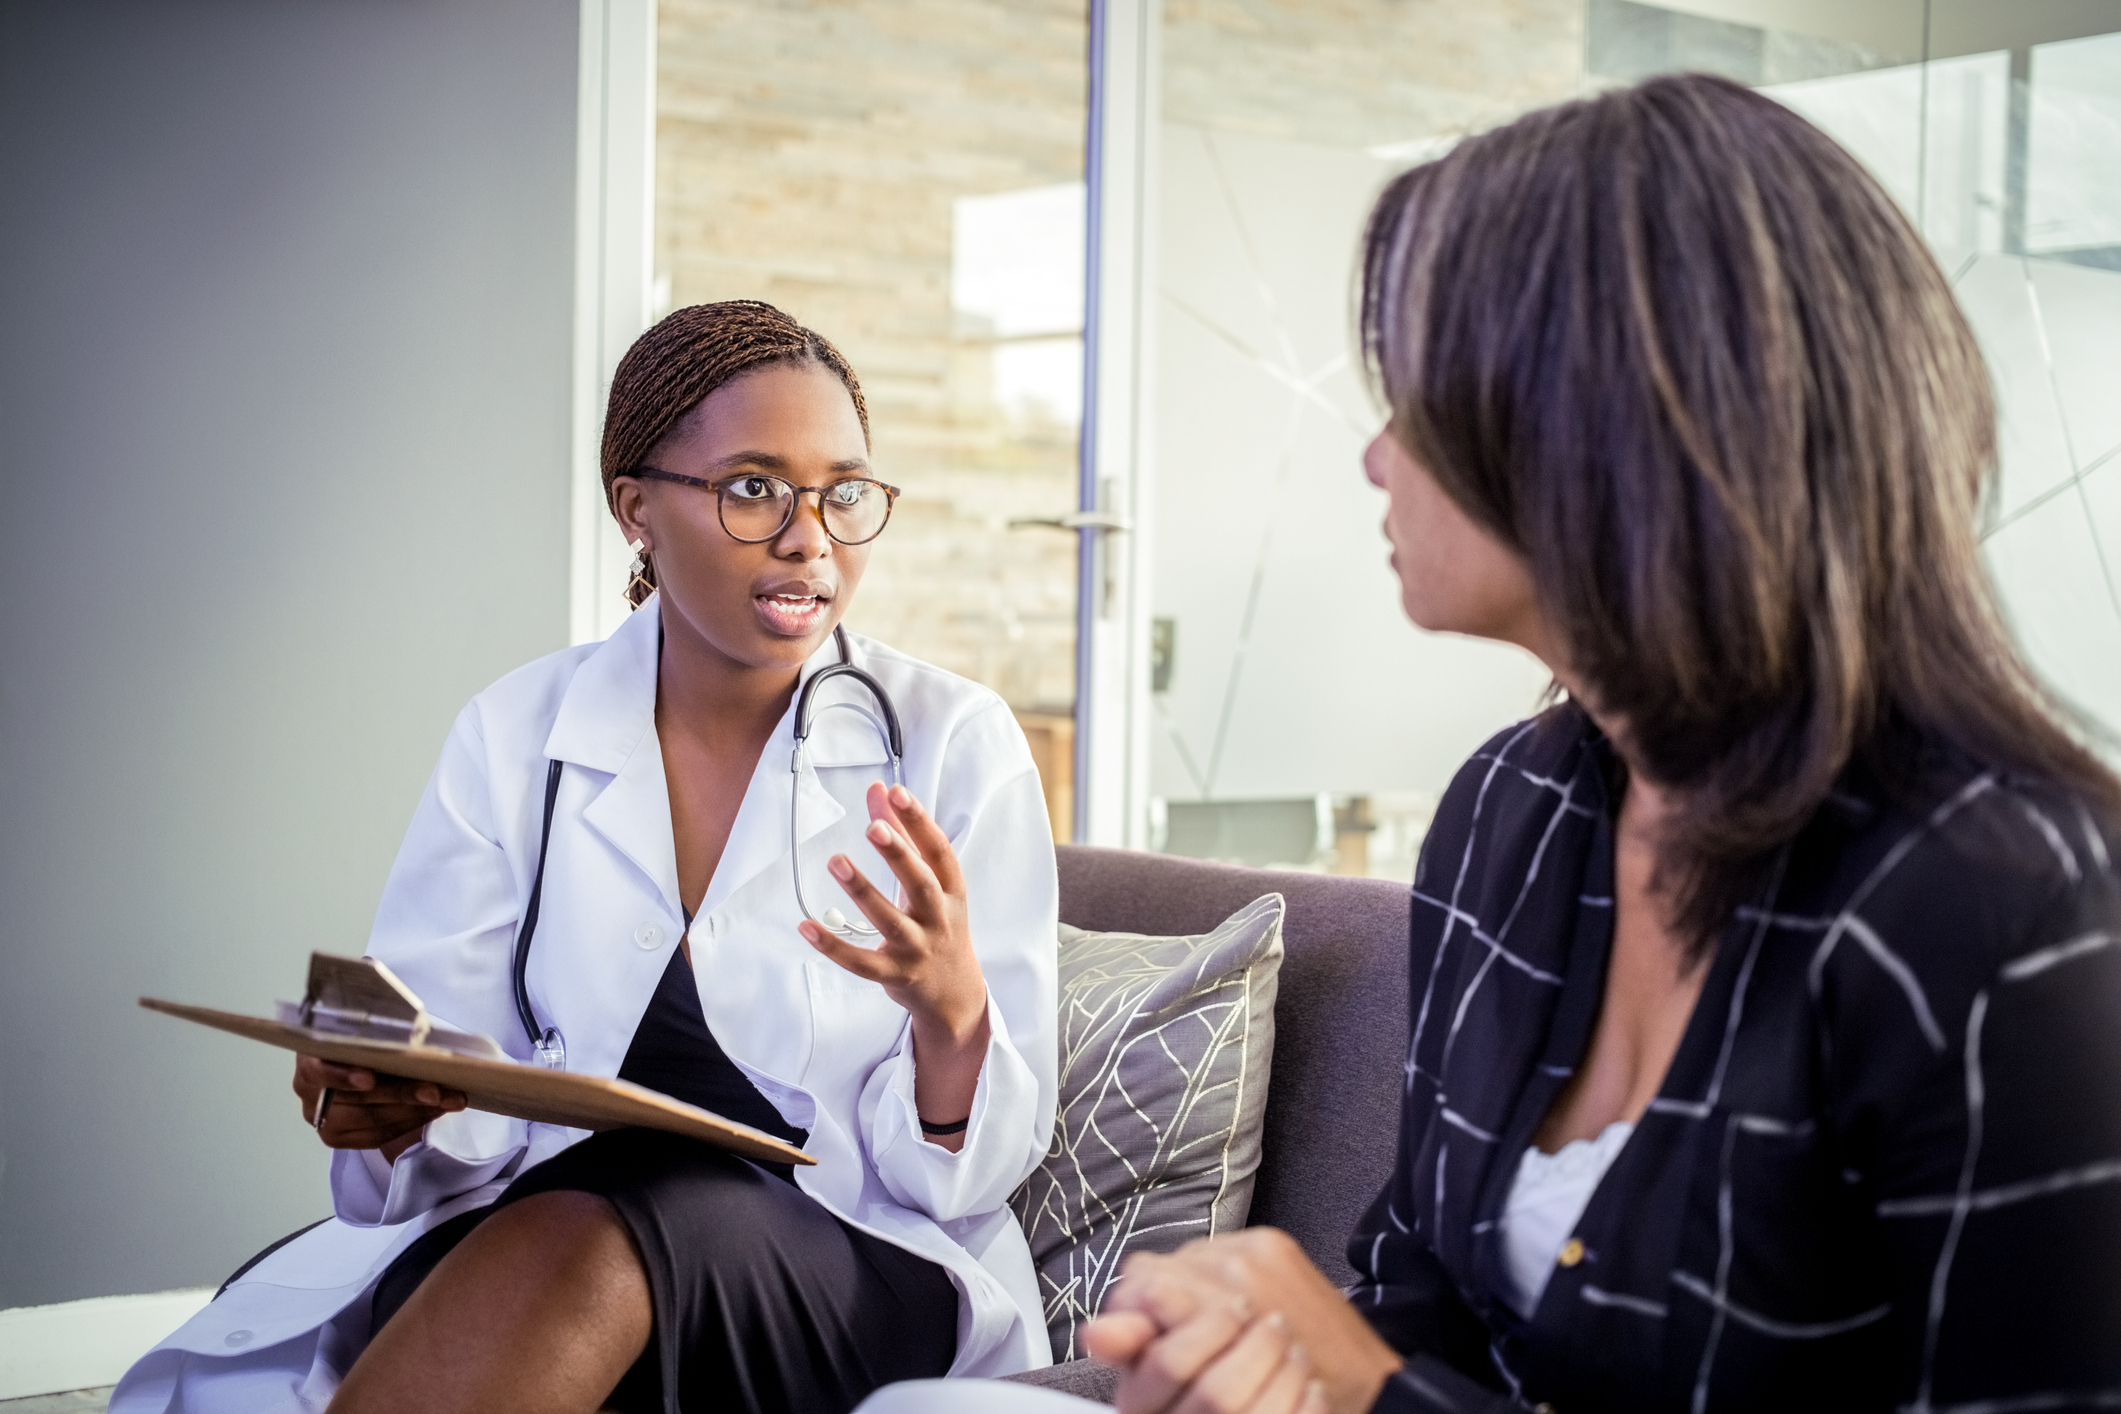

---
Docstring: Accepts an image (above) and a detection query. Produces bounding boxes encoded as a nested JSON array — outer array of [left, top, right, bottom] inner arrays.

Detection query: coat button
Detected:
[[1556, 1238, 1585, 1268], [633, 921, 663, 950], [224, 1329, 253, 1347]]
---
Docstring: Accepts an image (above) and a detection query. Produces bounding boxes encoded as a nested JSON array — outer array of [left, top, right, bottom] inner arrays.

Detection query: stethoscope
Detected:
[[510, 625, 904, 1070]]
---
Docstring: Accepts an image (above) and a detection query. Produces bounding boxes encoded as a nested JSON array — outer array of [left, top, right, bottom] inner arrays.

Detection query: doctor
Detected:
[[114, 300, 1060, 1414]]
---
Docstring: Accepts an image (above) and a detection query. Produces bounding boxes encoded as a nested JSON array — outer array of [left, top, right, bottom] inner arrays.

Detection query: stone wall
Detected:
[[655, 0, 1089, 715], [1164, 0, 1583, 149]]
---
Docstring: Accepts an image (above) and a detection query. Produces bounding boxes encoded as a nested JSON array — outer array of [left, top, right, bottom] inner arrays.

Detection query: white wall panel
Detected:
[[1148, 124, 1549, 807], [0, 0, 576, 1312]]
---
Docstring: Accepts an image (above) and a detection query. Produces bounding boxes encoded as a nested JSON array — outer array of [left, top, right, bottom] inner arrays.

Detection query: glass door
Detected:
[[651, 0, 1092, 839], [1139, 3, 1576, 876]]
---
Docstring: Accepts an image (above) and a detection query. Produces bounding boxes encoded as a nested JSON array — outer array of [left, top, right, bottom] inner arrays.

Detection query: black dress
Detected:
[[369, 946, 958, 1414], [1352, 707, 2121, 1413]]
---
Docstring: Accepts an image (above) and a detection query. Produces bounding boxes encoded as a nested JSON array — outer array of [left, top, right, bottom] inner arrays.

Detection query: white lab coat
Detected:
[[112, 599, 1060, 1413]]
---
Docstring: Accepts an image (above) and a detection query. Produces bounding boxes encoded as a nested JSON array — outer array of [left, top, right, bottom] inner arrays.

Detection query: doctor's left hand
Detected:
[[293, 1054, 465, 1160], [798, 782, 990, 1149]]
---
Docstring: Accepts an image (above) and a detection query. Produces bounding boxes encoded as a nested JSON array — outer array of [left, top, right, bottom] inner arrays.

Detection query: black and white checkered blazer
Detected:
[[1351, 706, 2121, 1414]]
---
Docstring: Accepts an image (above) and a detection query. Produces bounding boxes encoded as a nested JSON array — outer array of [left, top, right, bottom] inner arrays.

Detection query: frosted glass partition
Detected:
[[1755, 21, 2121, 752], [1147, 1, 2121, 876], [1588, 0, 2121, 751], [1148, 4, 1579, 877]]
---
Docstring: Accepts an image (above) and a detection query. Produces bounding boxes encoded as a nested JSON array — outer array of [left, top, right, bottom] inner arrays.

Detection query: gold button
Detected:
[[1557, 1238, 1585, 1268]]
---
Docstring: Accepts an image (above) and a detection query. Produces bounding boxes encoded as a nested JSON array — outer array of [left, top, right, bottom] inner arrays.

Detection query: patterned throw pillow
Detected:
[[1009, 894, 1285, 1361]]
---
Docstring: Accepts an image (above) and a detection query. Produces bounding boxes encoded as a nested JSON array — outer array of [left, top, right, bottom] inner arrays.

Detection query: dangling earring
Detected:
[[625, 538, 655, 608]]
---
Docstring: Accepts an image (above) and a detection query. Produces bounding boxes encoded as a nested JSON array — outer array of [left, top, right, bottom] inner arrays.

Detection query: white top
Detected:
[[114, 598, 1062, 1413], [1496, 1119, 1634, 1318]]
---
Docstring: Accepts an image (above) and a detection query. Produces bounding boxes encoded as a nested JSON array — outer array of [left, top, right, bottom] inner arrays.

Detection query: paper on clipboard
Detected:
[[141, 952, 814, 1167]]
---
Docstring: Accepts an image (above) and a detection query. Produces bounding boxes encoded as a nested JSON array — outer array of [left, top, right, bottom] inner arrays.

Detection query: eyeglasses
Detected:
[[627, 468, 900, 546]]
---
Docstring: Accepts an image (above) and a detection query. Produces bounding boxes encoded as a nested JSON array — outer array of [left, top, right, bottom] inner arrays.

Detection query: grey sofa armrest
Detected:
[[1003, 1361, 1122, 1402], [1055, 844, 1409, 1280]]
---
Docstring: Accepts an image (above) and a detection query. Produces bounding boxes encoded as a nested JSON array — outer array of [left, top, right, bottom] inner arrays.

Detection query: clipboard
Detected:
[[141, 952, 814, 1168]]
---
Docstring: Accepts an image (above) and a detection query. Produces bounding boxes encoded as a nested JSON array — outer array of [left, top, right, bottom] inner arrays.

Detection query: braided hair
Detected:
[[603, 300, 870, 608]]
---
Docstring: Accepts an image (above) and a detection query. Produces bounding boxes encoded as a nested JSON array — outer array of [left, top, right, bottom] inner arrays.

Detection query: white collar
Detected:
[[536, 595, 893, 921]]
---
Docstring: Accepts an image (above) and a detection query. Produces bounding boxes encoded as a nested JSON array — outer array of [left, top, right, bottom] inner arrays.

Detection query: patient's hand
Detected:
[[1085, 1229, 1401, 1414], [293, 1055, 464, 1159], [1085, 1299, 1320, 1414]]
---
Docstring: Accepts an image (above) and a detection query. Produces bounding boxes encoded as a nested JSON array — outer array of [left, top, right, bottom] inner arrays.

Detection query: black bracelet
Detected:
[[919, 1114, 971, 1135]]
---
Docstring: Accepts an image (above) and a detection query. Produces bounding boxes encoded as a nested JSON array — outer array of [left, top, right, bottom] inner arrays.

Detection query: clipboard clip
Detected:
[[284, 953, 434, 1047]]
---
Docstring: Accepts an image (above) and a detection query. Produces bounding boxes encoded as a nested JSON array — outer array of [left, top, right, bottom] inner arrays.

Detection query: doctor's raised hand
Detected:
[[799, 779, 991, 1153]]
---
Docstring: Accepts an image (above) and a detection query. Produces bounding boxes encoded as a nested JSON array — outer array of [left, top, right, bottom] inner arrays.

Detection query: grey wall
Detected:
[[0, 0, 578, 1307]]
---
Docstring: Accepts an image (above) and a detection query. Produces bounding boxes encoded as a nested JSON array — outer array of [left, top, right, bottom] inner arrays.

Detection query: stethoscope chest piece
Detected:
[[508, 626, 907, 1063], [791, 626, 906, 939]]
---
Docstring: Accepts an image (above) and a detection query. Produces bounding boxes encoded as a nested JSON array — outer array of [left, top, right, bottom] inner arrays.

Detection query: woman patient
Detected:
[[872, 71, 2121, 1414], [114, 301, 1059, 1414]]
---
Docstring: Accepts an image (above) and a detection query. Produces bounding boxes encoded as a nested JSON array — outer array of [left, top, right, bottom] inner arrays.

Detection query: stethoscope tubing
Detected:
[[512, 757, 567, 1066]]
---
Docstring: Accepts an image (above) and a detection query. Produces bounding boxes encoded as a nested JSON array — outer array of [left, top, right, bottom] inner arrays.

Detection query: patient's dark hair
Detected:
[[603, 299, 869, 607], [1360, 72, 2119, 953]]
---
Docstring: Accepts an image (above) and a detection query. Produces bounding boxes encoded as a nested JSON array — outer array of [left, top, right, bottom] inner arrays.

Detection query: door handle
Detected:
[[1007, 511, 1134, 533]]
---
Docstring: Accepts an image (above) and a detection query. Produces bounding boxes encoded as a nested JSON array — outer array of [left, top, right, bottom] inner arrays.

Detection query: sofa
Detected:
[[1004, 844, 1413, 1403], [207, 844, 1411, 1404]]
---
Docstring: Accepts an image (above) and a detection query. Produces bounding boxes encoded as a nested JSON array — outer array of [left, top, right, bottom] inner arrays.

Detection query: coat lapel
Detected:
[[542, 599, 683, 920], [541, 600, 893, 924]]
